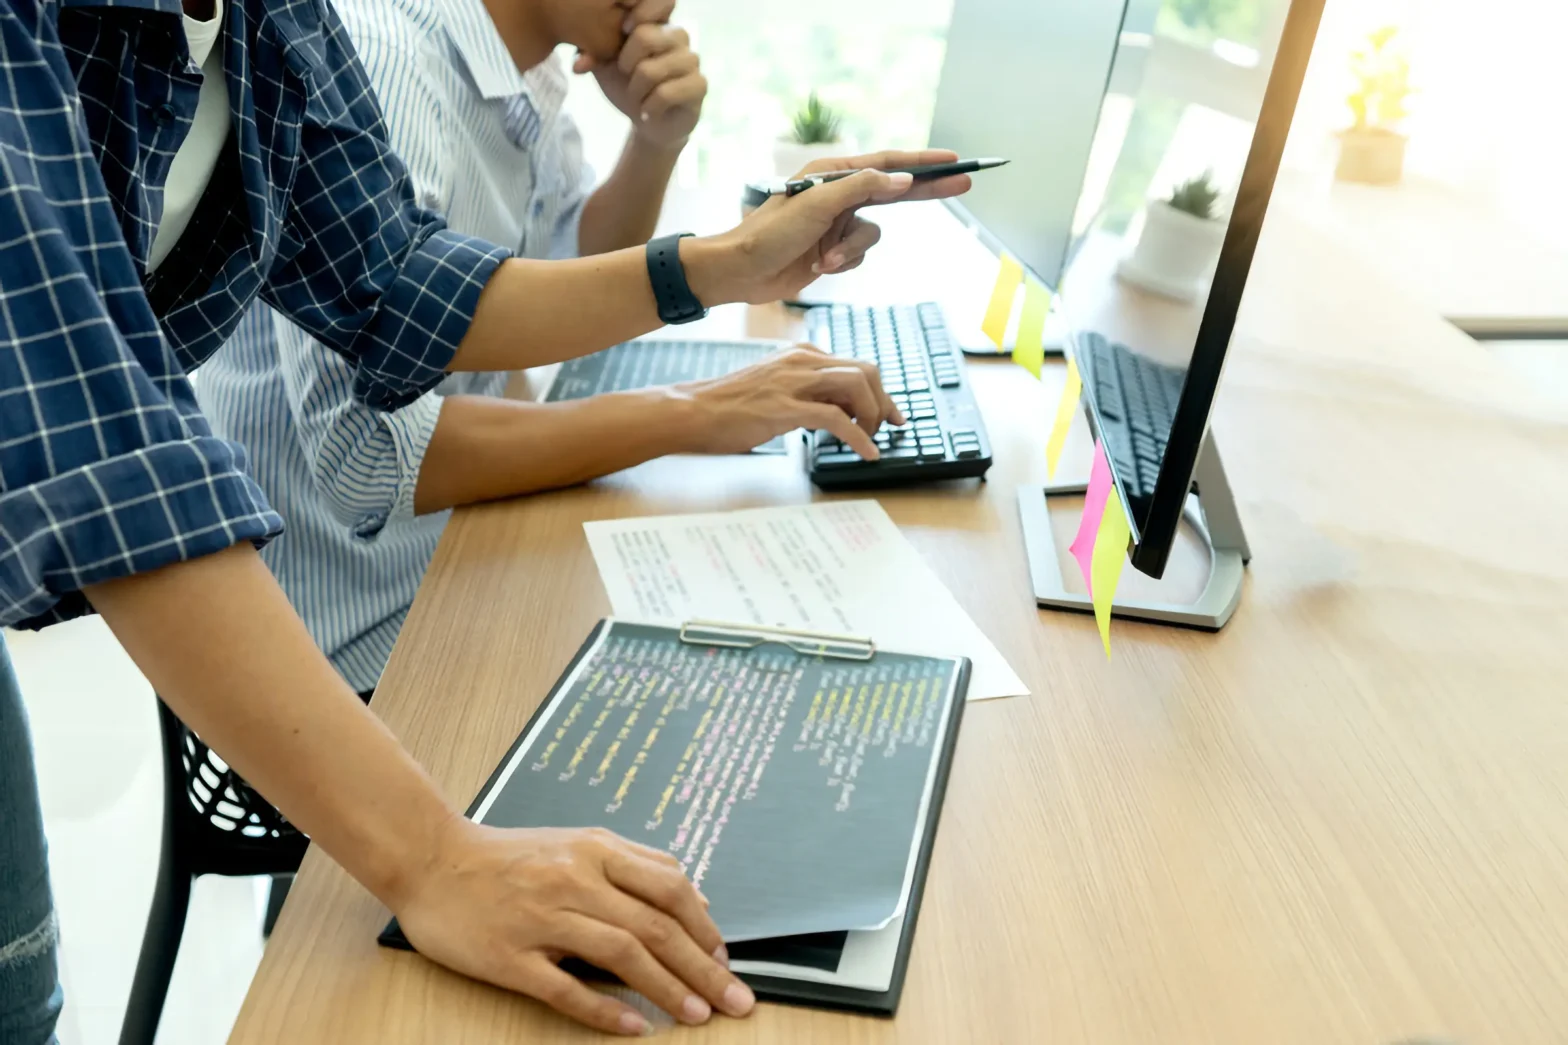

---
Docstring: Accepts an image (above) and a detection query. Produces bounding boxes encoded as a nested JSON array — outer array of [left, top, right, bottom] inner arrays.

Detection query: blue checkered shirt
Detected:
[[0, 0, 511, 630]]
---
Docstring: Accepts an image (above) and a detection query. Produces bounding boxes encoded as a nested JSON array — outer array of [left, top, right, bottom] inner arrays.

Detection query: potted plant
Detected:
[[773, 92, 853, 177], [1115, 171, 1227, 303], [1335, 26, 1412, 186]]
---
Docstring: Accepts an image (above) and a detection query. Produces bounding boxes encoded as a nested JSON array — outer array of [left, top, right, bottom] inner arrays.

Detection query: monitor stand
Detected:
[[1016, 433, 1251, 630]]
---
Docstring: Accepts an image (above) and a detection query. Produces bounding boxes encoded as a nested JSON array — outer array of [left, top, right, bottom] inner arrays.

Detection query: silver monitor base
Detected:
[[1017, 435, 1251, 631]]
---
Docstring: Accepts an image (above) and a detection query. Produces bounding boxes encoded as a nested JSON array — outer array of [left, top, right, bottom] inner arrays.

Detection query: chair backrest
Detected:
[[155, 699, 308, 878]]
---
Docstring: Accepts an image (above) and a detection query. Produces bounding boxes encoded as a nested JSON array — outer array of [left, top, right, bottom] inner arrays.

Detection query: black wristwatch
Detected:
[[646, 232, 709, 325]]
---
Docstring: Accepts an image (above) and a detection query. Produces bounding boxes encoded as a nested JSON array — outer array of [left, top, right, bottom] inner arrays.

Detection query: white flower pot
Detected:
[[1115, 200, 1227, 303], [773, 138, 855, 179], [1335, 128, 1408, 186]]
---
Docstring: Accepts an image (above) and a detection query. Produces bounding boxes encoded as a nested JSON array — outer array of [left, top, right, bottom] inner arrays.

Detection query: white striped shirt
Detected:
[[197, 0, 594, 692]]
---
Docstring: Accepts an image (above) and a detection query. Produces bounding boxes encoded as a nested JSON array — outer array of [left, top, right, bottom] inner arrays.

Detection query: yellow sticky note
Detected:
[[1089, 489, 1132, 658], [1044, 358, 1082, 478], [1011, 280, 1051, 379], [981, 255, 1024, 348]]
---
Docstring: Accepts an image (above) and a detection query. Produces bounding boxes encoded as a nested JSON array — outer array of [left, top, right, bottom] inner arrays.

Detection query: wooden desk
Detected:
[[1274, 169, 1568, 338], [231, 203, 1568, 1045]]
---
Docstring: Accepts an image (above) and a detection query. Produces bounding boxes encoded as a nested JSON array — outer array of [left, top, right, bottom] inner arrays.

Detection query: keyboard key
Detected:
[[955, 446, 982, 460], [815, 451, 865, 469], [936, 373, 961, 389], [885, 446, 920, 460], [920, 448, 946, 461], [911, 407, 938, 421]]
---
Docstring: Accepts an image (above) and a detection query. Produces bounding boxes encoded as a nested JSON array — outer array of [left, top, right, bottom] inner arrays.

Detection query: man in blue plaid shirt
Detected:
[[0, 0, 971, 1037]]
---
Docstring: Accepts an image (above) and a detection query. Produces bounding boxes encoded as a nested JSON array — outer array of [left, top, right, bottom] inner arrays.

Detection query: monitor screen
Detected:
[[1055, 0, 1322, 576], [928, 0, 1128, 289]]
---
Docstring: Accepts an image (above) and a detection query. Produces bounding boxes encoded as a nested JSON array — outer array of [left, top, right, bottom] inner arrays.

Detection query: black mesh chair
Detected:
[[117, 699, 309, 1045]]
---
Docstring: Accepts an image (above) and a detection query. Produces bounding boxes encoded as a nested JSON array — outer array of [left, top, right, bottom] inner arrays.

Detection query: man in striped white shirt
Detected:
[[199, 0, 952, 697]]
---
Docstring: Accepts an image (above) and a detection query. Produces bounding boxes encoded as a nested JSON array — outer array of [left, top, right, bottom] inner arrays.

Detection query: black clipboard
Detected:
[[378, 618, 970, 1016]]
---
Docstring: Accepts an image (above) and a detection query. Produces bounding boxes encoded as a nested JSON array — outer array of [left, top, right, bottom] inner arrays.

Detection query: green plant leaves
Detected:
[[791, 92, 844, 145], [1168, 170, 1221, 220]]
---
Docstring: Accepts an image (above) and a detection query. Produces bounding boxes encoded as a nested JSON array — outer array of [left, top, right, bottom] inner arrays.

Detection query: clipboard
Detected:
[[378, 617, 970, 1016]]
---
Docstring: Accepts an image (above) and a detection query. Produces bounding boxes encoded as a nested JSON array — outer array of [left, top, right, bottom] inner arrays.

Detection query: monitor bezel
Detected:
[[1072, 0, 1327, 578]]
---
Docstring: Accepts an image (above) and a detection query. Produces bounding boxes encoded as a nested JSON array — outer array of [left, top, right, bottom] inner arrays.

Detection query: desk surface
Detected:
[[231, 202, 1568, 1045], [1274, 169, 1568, 337]]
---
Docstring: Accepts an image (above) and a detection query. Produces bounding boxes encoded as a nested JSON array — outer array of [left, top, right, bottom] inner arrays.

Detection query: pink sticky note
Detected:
[[1068, 441, 1114, 597]]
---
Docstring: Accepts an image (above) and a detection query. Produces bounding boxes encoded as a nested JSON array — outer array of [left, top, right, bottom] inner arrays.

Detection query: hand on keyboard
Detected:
[[802, 304, 994, 487], [672, 345, 904, 459]]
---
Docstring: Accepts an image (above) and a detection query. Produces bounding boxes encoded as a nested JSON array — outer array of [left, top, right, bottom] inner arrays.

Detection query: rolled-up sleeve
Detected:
[[247, 2, 510, 538], [0, 15, 280, 629], [269, 305, 444, 536], [257, 1, 510, 413]]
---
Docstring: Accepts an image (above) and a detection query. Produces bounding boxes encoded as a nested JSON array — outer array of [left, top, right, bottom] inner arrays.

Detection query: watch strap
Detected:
[[646, 232, 708, 325]]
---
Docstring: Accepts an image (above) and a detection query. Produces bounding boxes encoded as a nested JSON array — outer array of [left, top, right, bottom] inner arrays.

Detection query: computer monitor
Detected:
[[928, 0, 1129, 290], [1019, 0, 1325, 628]]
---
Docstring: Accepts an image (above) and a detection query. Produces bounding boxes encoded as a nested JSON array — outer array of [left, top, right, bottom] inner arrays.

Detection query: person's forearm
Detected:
[[577, 135, 683, 256], [447, 154, 953, 374], [85, 545, 456, 910], [447, 237, 733, 374], [412, 388, 701, 515]]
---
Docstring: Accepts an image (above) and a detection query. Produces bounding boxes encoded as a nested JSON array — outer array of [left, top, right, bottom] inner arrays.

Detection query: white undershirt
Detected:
[[146, 3, 229, 274]]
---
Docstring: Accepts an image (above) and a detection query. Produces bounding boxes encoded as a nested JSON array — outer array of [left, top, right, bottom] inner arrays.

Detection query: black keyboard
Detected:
[[1077, 331, 1187, 504], [804, 303, 993, 489]]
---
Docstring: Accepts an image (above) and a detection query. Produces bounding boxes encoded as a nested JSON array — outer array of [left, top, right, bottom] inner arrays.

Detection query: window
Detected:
[[1155, 0, 1272, 53], [562, 0, 955, 187]]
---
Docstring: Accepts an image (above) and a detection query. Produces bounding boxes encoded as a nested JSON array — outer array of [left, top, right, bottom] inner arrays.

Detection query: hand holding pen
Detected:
[[745, 157, 1008, 205]]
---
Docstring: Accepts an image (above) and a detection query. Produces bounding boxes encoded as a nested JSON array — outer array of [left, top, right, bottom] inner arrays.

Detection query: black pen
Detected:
[[746, 158, 1010, 202]]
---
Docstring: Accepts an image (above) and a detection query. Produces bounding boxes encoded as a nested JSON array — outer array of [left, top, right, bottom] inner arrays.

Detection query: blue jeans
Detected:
[[0, 635, 63, 1044]]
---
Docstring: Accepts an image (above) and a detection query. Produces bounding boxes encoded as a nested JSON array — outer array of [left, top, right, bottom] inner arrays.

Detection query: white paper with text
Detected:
[[583, 500, 1027, 700]]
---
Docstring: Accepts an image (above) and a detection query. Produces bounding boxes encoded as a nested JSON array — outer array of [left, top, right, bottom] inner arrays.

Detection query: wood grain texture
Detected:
[[230, 203, 1568, 1045]]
